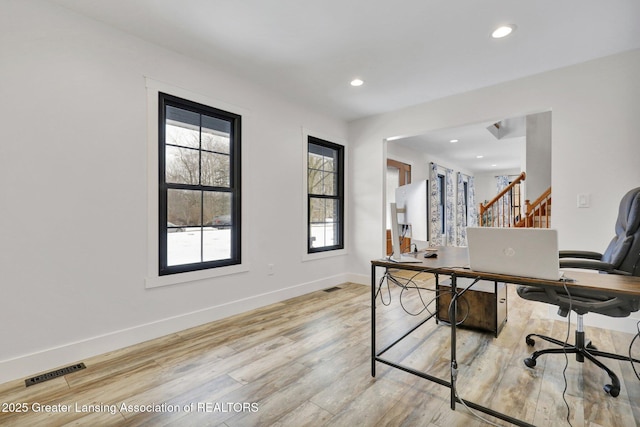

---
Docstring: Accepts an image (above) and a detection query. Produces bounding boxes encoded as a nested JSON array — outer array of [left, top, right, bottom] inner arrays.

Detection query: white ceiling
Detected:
[[392, 114, 527, 174], [48, 0, 640, 122]]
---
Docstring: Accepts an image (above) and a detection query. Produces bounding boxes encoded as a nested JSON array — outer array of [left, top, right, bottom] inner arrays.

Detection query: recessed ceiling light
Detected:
[[476, 155, 484, 159], [491, 164, 497, 167], [449, 139, 458, 143], [491, 24, 516, 39], [350, 78, 364, 87], [386, 135, 403, 141]]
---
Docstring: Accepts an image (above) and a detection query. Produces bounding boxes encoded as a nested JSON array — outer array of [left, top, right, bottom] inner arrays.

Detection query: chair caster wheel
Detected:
[[524, 357, 536, 368], [525, 337, 535, 346], [604, 384, 620, 397], [586, 343, 598, 351]]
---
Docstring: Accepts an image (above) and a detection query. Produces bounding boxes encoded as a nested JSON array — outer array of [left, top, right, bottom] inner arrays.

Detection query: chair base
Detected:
[[523, 330, 640, 398]]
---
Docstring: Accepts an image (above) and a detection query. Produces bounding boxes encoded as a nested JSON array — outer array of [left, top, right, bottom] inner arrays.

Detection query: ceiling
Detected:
[[392, 114, 527, 174], [48, 0, 640, 122]]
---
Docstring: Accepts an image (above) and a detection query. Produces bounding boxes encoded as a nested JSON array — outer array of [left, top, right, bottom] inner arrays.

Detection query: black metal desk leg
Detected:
[[449, 273, 458, 410], [371, 263, 376, 377]]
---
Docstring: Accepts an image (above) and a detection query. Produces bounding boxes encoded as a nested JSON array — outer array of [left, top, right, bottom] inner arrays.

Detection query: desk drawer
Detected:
[[436, 278, 507, 337]]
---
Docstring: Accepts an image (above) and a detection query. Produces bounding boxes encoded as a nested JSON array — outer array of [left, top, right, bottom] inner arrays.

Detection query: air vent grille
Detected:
[[25, 363, 86, 387]]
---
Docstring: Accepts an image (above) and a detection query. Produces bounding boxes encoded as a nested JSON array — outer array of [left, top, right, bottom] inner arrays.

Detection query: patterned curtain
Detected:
[[456, 173, 466, 246], [445, 168, 455, 246], [429, 163, 442, 246], [456, 173, 477, 246], [468, 176, 478, 227]]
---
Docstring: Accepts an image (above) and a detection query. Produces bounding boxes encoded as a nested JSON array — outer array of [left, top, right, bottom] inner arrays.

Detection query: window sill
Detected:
[[145, 263, 249, 289], [302, 248, 347, 262]]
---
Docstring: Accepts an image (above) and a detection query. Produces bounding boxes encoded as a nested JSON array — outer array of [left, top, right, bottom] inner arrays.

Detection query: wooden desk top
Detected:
[[372, 246, 640, 297]]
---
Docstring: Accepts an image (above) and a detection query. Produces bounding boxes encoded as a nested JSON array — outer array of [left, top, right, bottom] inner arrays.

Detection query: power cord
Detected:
[[629, 319, 640, 381], [379, 270, 439, 318], [561, 282, 573, 427], [380, 270, 472, 324], [446, 278, 504, 427]]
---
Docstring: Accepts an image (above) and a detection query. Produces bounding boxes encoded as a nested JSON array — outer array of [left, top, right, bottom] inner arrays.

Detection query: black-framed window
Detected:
[[159, 93, 241, 275], [307, 136, 344, 253]]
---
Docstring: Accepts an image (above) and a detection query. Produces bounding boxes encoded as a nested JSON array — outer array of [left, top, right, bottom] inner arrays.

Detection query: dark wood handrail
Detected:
[[479, 171, 526, 217]]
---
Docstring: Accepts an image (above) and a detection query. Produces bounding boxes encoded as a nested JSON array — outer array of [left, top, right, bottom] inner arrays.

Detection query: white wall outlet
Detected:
[[577, 193, 590, 208]]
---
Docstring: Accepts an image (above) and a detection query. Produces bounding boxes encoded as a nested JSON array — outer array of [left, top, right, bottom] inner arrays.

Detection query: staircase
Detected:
[[516, 187, 551, 228], [479, 171, 551, 228], [479, 172, 526, 227]]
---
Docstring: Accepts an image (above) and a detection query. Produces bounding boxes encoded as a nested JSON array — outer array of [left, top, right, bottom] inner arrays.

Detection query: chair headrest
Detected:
[[617, 187, 640, 237]]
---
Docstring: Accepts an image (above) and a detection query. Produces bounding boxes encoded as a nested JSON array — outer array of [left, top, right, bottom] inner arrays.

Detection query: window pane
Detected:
[[203, 191, 231, 227], [201, 118, 230, 154], [166, 190, 202, 266], [203, 226, 231, 262], [201, 151, 230, 187], [308, 166, 323, 194], [322, 171, 337, 196], [322, 148, 337, 172], [166, 145, 200, 185], [309, 198, 340, 248], [203, 191, 232, 262], [166, 112, 200, 149], [202, 115, 231, 139], [308, 152, 324, 168], [167, 189, 202, 227], [167, 227, 202, 266]]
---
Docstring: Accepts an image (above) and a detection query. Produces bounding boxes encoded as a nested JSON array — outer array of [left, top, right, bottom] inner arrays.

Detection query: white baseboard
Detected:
[[0, 273, 366, 385]]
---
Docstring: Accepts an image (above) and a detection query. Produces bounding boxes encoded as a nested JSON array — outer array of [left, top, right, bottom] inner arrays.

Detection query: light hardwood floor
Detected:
[[1, 275, 639, 426]]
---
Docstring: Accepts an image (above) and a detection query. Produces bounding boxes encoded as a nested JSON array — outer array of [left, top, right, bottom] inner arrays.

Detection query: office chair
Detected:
[[517, 187, 640, 397]]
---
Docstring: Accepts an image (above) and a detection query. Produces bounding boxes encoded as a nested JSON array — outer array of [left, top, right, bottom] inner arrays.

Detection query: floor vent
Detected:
[[324, 286, 341, 292], [25, 363, 86, 387]]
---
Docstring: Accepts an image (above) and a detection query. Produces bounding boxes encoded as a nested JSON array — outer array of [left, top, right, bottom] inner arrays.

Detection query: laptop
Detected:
[[466, 227, 563, 280]]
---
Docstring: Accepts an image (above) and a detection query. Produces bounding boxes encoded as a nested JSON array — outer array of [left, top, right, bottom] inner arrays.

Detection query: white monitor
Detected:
[[389, 202, 422, 263], [395, 180, 429, 243]]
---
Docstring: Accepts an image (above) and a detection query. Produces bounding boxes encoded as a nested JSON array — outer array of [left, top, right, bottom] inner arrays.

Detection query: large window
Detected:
[[307, 136, 344, 253], [159, 93, 241, 275]]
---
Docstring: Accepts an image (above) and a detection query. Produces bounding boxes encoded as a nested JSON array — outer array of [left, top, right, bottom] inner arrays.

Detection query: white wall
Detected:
[[525, 111, 552, 200], [387, 142, 475, 183], [0, 0, 356, 384], [349, 49, 640, 333]]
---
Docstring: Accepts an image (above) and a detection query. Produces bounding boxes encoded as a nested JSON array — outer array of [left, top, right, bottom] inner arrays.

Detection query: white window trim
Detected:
[[145, 77, 250, 288], [301, 127, 348, 262]]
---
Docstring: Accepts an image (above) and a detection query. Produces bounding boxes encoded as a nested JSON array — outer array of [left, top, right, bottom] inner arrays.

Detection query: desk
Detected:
[[371, 246, 640, 427]]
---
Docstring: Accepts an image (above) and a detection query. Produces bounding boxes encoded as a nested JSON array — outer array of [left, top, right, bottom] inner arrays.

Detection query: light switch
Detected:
[[577, 193, 590, 208]]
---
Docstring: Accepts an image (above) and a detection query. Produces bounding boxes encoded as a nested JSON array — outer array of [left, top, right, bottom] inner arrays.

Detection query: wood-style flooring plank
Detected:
[[1, 281, 639, 427]]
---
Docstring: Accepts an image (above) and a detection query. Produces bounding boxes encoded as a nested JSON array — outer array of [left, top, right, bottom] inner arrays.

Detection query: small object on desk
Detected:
[[424, 250, 438, 258]]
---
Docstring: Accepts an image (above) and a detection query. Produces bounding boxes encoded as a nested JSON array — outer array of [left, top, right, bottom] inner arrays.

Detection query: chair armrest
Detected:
[[542, 287, 626, 313], [559, 259, 631, 275], [559, 250, 603, 260]]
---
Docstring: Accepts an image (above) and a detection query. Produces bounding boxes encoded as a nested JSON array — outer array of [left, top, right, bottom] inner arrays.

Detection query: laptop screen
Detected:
[[466, 227, 562, 280]]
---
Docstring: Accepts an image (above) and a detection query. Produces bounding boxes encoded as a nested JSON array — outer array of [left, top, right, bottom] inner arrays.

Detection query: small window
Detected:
[[307, 137, 344, 253], [158, 93, 241, 275]]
